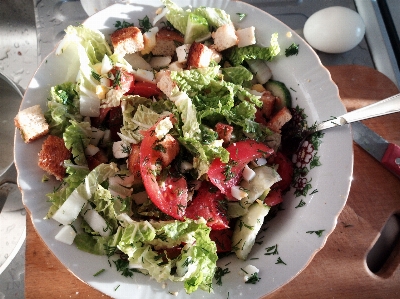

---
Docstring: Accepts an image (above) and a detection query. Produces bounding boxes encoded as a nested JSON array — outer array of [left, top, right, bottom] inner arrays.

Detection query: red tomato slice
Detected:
[[131, 81, 161, 98], [140, 118, 188, 220], [111, 67, 135, 94], [272, 151, 293, 191], [86, 150, 108, 171], [207, 140, 274, 200], [215, 122, 233, 144], [127, 144, 141, 180], [109, 106, 123, 141], [91, 107, 111, 128], [264, 188, 283, 206], [209, 228, 233, 253], [185, 181, 229, 230]]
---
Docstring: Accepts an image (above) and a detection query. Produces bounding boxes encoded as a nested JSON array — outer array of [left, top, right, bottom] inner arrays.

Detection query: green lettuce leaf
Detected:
[[45, 82, 82, 137], [160, 0, 190, 34], [193, 6, 232, 28], [227, 33, 280, 66], [119, 98, 169, 144], [118, 219, 217, 294], [222, 66, 253, 85], [45, 164, 90, 218], [63, 120, 92, 166], [57, 25, 112, 65], [75, 226, 123, 255]]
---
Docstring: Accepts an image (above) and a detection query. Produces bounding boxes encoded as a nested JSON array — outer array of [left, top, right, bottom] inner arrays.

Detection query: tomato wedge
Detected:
[[185, 181, 229, 230], [271, 151, 294, 191], [209, 228, 233, 253], [111, 67, 135, 94], [109, 106, 123, 141], [139, 118, 188, 220], [131, 81, 161, 98], [207, 140, 274, 200], [264, 188, 283, 206]]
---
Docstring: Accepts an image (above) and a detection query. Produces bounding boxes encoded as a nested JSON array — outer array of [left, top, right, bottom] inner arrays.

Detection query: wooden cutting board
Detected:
[[25, 65, 400, 298]]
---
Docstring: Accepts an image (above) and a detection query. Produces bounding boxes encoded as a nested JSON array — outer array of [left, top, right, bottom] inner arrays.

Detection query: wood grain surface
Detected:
[[25, 65, 400, 298]]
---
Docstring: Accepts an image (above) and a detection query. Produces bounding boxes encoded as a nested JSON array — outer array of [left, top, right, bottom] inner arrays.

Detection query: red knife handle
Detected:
[[381, 143, 400, 178]]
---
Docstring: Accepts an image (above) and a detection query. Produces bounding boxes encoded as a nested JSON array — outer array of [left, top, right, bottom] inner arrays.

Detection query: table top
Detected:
[[25, 65, 400, 298]]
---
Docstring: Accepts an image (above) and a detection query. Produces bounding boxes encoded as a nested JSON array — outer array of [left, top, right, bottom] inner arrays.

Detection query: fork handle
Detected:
[[342, 93, 400, 123]]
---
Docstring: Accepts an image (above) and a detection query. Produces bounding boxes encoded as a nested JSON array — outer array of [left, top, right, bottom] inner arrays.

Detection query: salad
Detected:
[[25, 0, 301, 295]]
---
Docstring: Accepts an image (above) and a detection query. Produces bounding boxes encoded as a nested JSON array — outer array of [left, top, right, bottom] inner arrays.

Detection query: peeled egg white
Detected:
[[304, 6, 366, 54]]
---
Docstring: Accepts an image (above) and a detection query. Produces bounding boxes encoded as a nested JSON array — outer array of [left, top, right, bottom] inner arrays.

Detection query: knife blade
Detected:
[[352, 121, 400, 179]]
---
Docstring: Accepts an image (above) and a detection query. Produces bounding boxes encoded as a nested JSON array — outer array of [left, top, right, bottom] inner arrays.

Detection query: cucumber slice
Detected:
[[231, 201, 270, 260], [265, 79, 292, 110], [240, 165, 281, 204], [184, 13, 210, 44]]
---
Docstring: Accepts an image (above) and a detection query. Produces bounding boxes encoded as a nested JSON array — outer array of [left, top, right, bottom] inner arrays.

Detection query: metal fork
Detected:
[[297, 93, 400, 151]]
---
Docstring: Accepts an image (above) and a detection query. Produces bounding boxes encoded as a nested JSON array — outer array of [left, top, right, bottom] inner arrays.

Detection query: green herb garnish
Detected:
[[285, 43, 299, 57], [114, 20, 134, 30]]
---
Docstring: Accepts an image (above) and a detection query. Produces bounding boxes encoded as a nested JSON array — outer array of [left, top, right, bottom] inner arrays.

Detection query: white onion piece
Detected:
[[52, 189, 88, 225], [90, 127, 105, 146], [80, 95, 100, 117], [101, 54, 113, 74], [231, 186, 248, 200], [242, 165, 256, 182], [83, 209, 111, 237], [85, 144, 100, 156], [55, 225, 77, 245]]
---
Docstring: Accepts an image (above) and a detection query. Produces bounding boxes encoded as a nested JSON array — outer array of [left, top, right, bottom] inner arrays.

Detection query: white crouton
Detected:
[[14, 105, 49, 143], [176, 44, 191, 63], [210, 47, 222, 64], [150, 56, 172, 70], [212, 23, 238, 52], [236, 26, 256, 48], [156, 70, 177, 97], [111, 27, 144, 55], [187, 42, 214, 69], [141, 27, 159, 55]]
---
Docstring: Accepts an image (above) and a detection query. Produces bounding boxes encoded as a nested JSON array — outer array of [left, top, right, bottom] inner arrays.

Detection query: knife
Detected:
[[352, 121, 400, 179]]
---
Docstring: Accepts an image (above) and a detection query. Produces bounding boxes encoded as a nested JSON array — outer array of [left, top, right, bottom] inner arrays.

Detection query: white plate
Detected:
[[15, 1, 353, 298]]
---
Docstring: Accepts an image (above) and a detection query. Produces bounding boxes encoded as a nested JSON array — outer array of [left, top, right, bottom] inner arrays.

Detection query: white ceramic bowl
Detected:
[[15, 1, 353, 298]]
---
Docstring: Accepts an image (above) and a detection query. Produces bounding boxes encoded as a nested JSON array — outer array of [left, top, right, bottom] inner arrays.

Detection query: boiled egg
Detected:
[[303, 6, 366, 54]]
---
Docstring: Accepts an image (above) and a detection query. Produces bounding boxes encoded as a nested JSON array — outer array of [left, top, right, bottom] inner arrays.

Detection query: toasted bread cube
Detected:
[[111, 26, 144, 55], [38, 135, 71, 180], [176, 44, 191, 63], [267, 106, 292, 133], [187, 42, 214, 69], [212, 23, 238, 52], [210, 47, 222, 64], [151, 40, 177, 57], [152, 28, 184, 56], [14, 105, 49, 143], [156, 70, 177, 97], [260, 90, 277, 118], [236, 26, 256, 48]]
